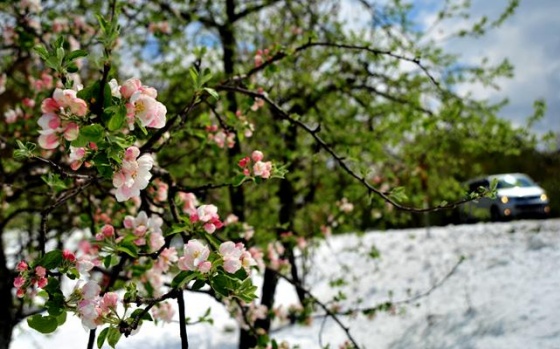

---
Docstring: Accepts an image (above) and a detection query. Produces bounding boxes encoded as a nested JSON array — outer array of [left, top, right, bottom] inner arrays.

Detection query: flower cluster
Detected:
[[178, 239, 211, 273], [110, 78, 166, 130], [112, 146, 154, 202], [267, 241, 289, 271], [178, 192, 199, 215], [151, 301, 175, 323], [336, 197, 354, 213], [254, 48, 272, 67], [149, 179, 169, 203], [37, 88, 88, 149], [73, 281, 119, 329], [235, 110, 255, 138], [119, 211, 165, 252], [4, 107, 23, 124], [251, 87, 266, 111], [238, 150, 273, 179], [206, 125, 236, 149], [13, 262, 47, 298], [189, 204, 224, 234], [219, 241, 257, 274]]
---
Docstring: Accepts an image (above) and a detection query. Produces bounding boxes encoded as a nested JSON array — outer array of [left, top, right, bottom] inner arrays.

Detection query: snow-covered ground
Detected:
[[10, 219, 560, 349]]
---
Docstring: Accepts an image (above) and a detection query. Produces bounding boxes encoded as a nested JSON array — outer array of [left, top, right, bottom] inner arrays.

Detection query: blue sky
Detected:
[[342, 0, 560, 139]]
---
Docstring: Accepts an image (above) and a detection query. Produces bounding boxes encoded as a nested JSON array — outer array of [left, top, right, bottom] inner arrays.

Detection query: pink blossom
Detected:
[[178, 192, 198, 214], [38, 130, 60, 150], [197, 204, 218, 222], [16, 288, 25, 298], [13, 276, 25, 288], [69, 146, 86, 170], [63, 122, 80, 141], [195, 204, 223, 233], [219, 241, 244, 274], [155, 247, 178, 272], [149, 232, 165, 252], [62, 249, 76, 262], [4, 108, 21, 124], [238, 156, 250, 168], [78, 299, 101, 329], [100, 224, 115, 238], [100, 292, 119, 312], [178, 239, 211, 273], [37, 88, 88, 149], [253, 161, 272, 179], [35, 266, 46, 278], [224, 214, 239, 225], [251, 150, 264, 162], [22, 98, 36, 108], [20, 0, 41, 13], [16, 260, 28, 272], [36, 277, 48, 288], [82, 280, 101, 300], [76, 256, 94, 274], [151, 301, 175, 323], [120, 78, 142, 99], [149, 179, 169, 202], [128, 90, 166, 129], [113, 147, 153, 202]]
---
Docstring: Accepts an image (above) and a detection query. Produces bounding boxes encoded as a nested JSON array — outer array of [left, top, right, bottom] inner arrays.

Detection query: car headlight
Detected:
[[541, 194, 548, 201], [500, 196, 509, 204]]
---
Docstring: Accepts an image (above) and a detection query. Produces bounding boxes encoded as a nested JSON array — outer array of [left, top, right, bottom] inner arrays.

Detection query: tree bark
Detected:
[[0, 230, 15, 349]]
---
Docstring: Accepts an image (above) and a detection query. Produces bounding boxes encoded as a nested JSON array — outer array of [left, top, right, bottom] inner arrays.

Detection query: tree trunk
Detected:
[[0, 230, 15, 349]]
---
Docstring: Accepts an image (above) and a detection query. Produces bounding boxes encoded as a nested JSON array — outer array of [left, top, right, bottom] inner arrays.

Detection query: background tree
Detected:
[[0, 1, 550, 349]]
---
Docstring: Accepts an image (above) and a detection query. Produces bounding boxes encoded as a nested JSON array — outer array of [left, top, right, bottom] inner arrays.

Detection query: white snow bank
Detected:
[[9, 219, 560, 349]]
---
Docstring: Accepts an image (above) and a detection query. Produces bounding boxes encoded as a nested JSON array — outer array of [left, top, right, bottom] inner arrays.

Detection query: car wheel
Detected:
[[490, 206, 501, 222]]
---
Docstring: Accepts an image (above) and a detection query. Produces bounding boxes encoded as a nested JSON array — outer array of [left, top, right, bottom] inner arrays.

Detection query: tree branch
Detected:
[[215, 86, 484, 213]]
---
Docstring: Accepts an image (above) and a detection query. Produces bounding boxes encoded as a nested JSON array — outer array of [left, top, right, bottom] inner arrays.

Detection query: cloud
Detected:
[[420, 0, 560, 135]]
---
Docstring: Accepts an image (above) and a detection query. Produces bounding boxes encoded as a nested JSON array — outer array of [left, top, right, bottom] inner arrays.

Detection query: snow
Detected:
[[9, 219, 560, 349]]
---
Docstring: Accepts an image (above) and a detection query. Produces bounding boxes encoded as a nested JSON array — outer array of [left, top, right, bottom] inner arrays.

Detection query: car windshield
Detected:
[[496, 175, 535, 189]]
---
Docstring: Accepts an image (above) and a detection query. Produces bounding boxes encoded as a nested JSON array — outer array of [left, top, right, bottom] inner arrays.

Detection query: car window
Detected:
[[496, 175, 535, 189]]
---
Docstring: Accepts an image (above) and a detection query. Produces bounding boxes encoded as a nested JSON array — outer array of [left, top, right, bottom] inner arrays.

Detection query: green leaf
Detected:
[[203, 87, 219, 101], [189, 68, 199, 87], [232, 174, 248, 187], [33, 45, 49, 60], [131, 308, 153, 321], [165, 224, 187, 237], [41, 173, 68, 191], [39, 250, 63, 269], [80, 124, 104, 143], [103, 255, 112, 269], [107, 105, 126, 131], [56, 47, 65, 66], [107, 327, 121, 348], [211, 274, 231, 297], [67, 49, 88, 61], [117, 242, 138, 258], [191, 279, 206, 291], [56, 311, 67, 326], [77, 81, 100, 103], [43, 277, 60, 293], [97, 327, 109, 349], [171, 271, 196, 288], [71, 135, 89, 148], [27, 314, 58, 334], [66, 63, 79, 73]]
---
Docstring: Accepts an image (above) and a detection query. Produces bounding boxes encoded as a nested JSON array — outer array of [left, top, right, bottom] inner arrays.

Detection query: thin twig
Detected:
[[215, 86, 484, 213], [226, 40, 440, 90], [274, 272, 362, 349]]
